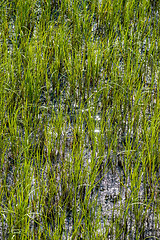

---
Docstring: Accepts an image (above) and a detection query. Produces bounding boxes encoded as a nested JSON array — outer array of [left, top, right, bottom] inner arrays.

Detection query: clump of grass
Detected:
[[0, 0, 160, 239]]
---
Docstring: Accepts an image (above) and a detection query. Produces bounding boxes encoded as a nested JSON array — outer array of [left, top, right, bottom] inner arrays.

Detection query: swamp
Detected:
[[0, 0, 160, 239]]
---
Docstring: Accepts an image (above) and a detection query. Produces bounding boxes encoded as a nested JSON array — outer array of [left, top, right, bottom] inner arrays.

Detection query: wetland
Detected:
[[0, 0, 160, 239]]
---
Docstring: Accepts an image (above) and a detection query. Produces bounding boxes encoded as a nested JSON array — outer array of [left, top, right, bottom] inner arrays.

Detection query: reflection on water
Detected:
[[1, 1, 160, 239]]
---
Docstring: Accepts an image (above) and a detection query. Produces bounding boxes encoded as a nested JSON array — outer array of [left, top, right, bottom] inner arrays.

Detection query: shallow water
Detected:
[[1, 1, 160, 239]]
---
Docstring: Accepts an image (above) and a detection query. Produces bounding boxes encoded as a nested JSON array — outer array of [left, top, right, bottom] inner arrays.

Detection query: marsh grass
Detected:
[[0, 0, 160, 239]]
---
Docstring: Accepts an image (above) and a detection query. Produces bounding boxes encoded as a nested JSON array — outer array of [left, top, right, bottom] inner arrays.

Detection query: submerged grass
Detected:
[[0, 0, 160, 239]]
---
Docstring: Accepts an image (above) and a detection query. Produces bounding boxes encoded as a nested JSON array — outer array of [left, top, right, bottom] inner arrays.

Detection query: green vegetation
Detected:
[[0, 0, 160, 239]]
